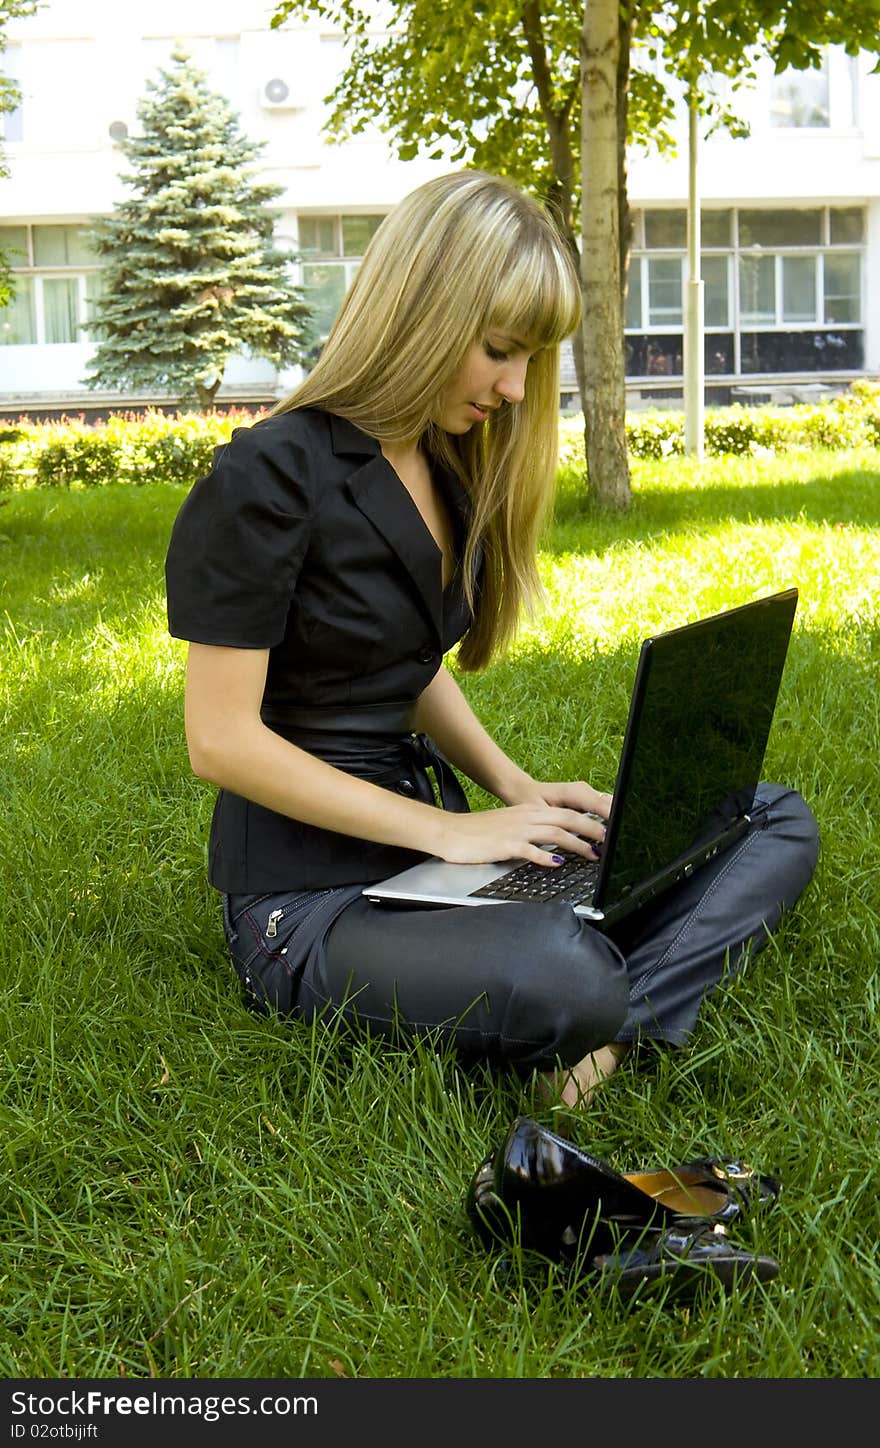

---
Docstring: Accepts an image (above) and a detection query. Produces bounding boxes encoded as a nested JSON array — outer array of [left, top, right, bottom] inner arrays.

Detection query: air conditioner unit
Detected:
[[261, 77, 300, 110]]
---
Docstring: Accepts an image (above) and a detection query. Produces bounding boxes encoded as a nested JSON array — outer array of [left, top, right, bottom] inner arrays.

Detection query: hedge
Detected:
[[1, 381, 879, 490], [0, 408, 266, 491], [560, 379, 880, 467]]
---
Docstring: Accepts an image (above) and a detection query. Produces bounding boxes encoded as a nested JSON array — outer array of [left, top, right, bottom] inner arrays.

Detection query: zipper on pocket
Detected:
[[265, 893, 324, 940]]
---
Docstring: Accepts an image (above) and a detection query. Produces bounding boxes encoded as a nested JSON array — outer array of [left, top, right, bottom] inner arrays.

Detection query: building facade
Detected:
[[1, 0, 879, 415]]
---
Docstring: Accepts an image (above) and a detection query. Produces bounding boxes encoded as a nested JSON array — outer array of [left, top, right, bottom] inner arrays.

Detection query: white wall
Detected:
[[3, 1, 447, 219], [3, 1, 880, 404], [0, 1, 450, 402]]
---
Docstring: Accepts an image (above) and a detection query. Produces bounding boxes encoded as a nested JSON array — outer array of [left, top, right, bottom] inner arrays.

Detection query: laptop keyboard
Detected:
[[470, 852, 601, 905]]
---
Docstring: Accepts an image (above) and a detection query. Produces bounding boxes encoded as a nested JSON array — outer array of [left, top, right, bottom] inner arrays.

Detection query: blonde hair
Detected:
[[273, 170, 581, 669]]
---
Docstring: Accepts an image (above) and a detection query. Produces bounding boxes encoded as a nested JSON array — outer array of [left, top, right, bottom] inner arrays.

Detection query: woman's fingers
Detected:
[[551, 808, 607, 844], [531, 826, 604, 862], [511, 808, 604, 850], [438, 804, 607, 866], [527, 780, 614, 820]]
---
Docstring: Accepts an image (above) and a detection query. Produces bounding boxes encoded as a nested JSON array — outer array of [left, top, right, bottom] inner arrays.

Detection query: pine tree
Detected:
[[84, 47, 313, 408]]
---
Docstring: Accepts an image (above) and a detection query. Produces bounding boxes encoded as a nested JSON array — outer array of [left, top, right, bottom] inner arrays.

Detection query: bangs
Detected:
[[485, 231, 581, 350]]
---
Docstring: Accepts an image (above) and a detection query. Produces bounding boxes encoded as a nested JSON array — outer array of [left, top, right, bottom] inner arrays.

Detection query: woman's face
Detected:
[[432, 332, 534, 434]]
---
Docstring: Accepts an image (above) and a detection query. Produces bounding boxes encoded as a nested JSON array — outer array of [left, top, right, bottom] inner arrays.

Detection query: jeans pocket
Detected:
[[223, 892, 273, 948], [222, 892, 319, 1016], [220, 897, 292, 1013]]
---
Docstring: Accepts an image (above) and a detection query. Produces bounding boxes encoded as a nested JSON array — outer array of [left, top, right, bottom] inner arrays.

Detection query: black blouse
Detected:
[[165, 407, 476, 892]]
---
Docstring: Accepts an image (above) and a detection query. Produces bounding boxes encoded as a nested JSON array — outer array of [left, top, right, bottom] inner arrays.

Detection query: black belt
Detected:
[[260, 701, 470, 813], [262, 700, 416, 734]]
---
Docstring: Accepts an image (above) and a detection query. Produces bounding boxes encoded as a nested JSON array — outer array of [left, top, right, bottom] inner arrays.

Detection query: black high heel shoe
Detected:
[[620, 1153, 780, 1225], [466, 1116, 780, 1260], [467, 1149, 781, 1298], [590, 1220, 780, 1299]]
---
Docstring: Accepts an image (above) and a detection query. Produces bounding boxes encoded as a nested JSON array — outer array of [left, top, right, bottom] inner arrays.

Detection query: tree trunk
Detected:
[[580, 0, 631, 511], [560, 219, 586, 410], [617, 10, 635, 309], [195, 378, 222, 411], [520, 2, 587, 421]]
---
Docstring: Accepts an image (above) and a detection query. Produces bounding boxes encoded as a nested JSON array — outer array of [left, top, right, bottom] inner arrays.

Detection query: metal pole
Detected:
[[684, 95, 705, 459]]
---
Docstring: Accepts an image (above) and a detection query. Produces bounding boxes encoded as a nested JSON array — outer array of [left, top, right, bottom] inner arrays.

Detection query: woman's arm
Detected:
[[184, 644, 606, 867], [184, 642, 446, 854], [413, 665, 612, 823], [413, 664, 534, 802]]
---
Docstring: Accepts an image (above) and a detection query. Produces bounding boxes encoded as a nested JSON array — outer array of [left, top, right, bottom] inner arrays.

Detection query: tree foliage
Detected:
[[273, 1, 680, 231], [85, 49, 313, 408], [0, 1, 39, 306], [272, 0, 879, 226], [271, 0, 879, 509]]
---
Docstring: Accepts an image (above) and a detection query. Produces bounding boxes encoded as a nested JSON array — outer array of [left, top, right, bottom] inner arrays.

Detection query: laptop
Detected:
[[363, 588, 799, 931]]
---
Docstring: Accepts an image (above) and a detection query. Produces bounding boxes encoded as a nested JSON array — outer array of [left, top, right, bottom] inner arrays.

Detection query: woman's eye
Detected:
[[485, 344, 508, 361]]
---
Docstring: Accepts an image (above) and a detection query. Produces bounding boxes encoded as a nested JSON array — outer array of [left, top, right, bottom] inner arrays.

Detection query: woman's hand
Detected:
[[432, 787, 612, 868], [513, 779, 613, 820]]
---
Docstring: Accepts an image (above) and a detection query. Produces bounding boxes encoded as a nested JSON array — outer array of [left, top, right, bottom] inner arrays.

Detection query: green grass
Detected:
[[1, 448, 879, 1379]]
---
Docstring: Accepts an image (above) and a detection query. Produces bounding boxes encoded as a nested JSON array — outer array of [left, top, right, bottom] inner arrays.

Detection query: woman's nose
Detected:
[[495, 357, 528, 403]]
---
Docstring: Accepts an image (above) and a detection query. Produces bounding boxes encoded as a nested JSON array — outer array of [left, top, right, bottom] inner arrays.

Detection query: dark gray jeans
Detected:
[[222, 783, 819, 1073]]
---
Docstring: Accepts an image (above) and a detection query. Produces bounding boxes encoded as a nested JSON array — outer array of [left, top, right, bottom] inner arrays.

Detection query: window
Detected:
[[647, 258, 682, 326], [830, 208, 864, 245], [0, 276, 35, 345], [702, 255, 729, 327], [298, 217, 337, 257], [301, 264, 349, 342], [342, 215, 383, 256], [641, 210, 732, 248], [741, 332, 862, 373], [0, 225, 28, 266], [739, 255, 775, 325], [625, 205, 864, 379], [701, 211, 732, 248], [625, 255, 729, 353], [298, 213, 385, 345], [823, 254, 860, 324], [33, 225, 99, 268], [781, 257, 817, 324], [43, 277, 81, 344], [738, 210, 822, 247], [0, 224, 101, 346], [770, 57, 830, 128], [624, 259, 641, 330], [644, 210, 686, 249]]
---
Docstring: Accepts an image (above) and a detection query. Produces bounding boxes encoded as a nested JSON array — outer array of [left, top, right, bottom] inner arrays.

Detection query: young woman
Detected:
[[165, 170, 819, 1111]]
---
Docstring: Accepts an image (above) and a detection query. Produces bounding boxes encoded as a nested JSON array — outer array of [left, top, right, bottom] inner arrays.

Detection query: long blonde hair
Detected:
[[273, 169, 581, 669]]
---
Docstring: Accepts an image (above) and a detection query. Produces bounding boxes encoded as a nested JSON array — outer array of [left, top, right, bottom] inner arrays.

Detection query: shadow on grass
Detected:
[[548, 460, 880, 553]]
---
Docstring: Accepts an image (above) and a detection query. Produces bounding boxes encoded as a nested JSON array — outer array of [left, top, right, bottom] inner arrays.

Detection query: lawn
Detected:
[[1, 446, 879, 1379]]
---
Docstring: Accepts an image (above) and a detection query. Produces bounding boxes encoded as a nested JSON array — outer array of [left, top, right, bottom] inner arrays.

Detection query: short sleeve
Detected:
[[165, 418, 315, 648]]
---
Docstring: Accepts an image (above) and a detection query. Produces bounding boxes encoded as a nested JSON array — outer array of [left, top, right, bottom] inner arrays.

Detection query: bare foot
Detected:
[[537, 1042, 630, 1114]]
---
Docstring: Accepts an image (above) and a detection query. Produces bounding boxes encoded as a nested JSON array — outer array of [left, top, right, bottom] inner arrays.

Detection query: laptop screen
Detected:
[[594, 589, 798, 908]]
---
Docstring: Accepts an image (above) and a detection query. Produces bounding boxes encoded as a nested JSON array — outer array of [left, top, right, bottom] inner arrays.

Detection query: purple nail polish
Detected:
[[551, 854, 565, 864]]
